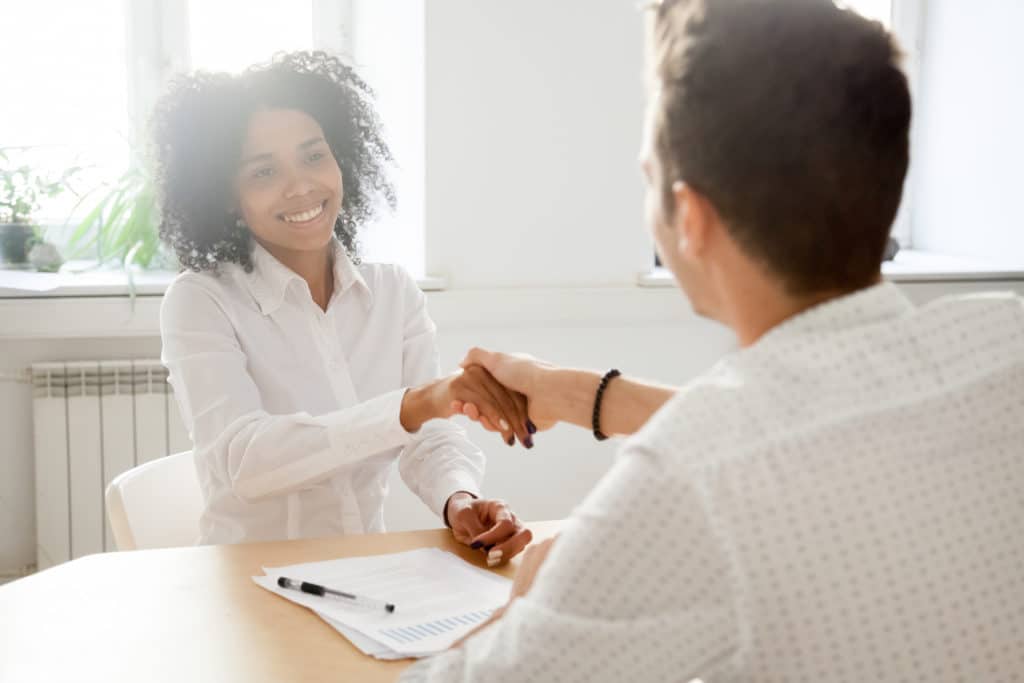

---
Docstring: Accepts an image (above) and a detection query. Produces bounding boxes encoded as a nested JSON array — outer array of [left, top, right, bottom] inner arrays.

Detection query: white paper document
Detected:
[[253, 547, 511, 659]]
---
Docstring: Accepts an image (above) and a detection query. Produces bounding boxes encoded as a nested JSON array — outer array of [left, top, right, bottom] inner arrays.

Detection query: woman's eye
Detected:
[[252, 167, 274, 179], [308, 151, 325, 162]]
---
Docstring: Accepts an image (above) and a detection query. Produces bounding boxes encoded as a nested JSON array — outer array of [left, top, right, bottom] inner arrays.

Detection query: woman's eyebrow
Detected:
[[239, 152, 273, 167], [298, 136, 326, 150], [239, 137, 324, 167]]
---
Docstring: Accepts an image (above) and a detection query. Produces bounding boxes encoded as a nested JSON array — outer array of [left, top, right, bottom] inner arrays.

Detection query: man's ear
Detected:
[[671, 181, 714, 258]]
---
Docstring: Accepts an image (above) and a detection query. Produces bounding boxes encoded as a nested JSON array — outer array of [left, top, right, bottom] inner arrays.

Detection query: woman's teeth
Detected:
[[283, 202, 324, 223]]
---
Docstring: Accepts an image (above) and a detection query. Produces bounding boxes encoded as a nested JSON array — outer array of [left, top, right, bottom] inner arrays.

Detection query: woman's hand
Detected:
[[452, 348, 560, 437], [401, 365, 533, 446], [446, 493, 533, 567]]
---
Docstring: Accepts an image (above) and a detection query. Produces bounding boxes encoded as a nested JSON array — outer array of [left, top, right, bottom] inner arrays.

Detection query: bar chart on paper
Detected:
[[376, 609, 496, 647], [254, 548, 511, 658]]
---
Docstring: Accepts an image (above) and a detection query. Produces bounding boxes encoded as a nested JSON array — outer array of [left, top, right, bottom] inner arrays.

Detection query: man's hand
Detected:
[[445, 493, 533, 567], [402, 365, 533, 446], [448, 535, 558, 650], [456, 349, 675, 440], [509, 536, 557, 600], [452, 348, 560, 436]]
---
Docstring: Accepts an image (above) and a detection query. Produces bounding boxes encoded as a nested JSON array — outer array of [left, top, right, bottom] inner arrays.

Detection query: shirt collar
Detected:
[[244, 238, 372, 315], [757, 281, 914, 346]]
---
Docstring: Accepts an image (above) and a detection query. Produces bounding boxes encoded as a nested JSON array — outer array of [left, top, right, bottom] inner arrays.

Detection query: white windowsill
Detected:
[[637, 249, 1024, 287], [2, 249, 1020, 300], [0, 268, 448, 299]]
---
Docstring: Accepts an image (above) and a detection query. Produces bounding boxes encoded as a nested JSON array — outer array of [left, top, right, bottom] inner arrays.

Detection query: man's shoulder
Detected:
[[920, 289, 1024, 326], [627, 358, 767, 471], [911, 289, 1024, 366]]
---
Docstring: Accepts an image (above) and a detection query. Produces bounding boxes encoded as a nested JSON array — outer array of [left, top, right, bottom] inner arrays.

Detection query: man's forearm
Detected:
[[537, 368, 676, 437]]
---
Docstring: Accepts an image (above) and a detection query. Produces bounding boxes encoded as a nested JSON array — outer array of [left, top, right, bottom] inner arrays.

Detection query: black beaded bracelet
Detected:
[[592, 369, 621, 441]]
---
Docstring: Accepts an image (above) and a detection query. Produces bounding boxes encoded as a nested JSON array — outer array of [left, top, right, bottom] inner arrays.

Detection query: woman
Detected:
[[155, 52, 532, 565]]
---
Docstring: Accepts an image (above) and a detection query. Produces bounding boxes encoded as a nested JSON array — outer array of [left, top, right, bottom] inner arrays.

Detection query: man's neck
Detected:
[[733, 288, 846, 347], [722, 269, 876, 347]]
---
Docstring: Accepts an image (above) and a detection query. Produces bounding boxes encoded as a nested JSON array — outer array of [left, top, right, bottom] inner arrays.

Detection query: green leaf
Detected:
[[65, 163, 158, 267]]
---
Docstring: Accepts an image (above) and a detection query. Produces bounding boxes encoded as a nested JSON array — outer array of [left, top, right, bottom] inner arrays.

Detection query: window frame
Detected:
[[126, 0, 354, 143], [888, 0, 926, 248]]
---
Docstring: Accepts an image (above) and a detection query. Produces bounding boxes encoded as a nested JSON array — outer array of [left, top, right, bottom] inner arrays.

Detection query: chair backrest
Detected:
[[105, 451, 203, 551]]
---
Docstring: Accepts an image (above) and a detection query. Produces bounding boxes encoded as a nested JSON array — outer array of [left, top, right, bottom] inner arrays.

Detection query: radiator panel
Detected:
[[32, 386, 69, 571], [100, 363, 137, 553], [66, 364, 104, 559], [32, 360, 189, 566]]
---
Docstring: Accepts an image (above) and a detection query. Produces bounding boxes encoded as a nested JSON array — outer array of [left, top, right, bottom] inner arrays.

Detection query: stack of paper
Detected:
[[253, 548, 511, 659]]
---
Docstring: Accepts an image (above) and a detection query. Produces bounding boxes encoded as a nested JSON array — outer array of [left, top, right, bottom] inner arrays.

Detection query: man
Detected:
[[401, 0, 1024, 680]]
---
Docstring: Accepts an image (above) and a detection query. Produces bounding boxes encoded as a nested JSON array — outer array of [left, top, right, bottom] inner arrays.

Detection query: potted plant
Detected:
[[66, 163, 166, 270], [0, 148, 78, 269]]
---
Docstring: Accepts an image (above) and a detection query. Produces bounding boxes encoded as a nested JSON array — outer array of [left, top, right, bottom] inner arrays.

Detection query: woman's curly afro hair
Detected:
[[152, 51, 395, 272]]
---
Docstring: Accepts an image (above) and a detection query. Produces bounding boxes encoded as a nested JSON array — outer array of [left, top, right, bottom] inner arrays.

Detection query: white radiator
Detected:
[[31, 360, 190, 569]]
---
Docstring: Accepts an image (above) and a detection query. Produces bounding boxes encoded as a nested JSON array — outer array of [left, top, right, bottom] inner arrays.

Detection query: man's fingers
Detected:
[[460, 347, 495, 371], [469, 367, 530, 446], [508, 536, 553, 597], [478, 414, 498, 432], [489, 526, 533, 566], [459, 387, 516, 444], [460, 404, 505, 439], [462, 402, 479, 420]]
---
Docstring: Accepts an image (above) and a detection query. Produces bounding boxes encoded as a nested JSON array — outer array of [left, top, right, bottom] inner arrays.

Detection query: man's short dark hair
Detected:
[[652, 0, 911, 294]]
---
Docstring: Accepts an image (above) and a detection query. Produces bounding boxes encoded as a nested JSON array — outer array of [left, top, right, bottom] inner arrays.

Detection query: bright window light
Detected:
[[187, 0, 314, 73], [0, 0, 130, 224], [840, 0, 892, 26]]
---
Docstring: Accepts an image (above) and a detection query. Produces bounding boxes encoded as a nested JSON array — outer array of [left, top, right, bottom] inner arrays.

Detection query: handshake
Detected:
[[401, 348, 671, 449], [401, 348, 558, 449]]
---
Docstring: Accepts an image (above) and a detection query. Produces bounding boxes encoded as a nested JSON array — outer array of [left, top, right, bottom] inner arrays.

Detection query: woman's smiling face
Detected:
[[234, 108, 343, 255]]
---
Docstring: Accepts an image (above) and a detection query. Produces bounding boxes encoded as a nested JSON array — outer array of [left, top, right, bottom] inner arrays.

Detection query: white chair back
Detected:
[[105, 451, 203, 550]]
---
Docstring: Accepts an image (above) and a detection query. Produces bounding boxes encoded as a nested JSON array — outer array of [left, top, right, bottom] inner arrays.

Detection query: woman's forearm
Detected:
[[400, 382, 440, 433], [537, 368, 677, 437]]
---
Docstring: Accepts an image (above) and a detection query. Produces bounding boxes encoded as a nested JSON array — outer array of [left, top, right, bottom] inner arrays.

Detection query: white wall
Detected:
[[424, 0, 651, 288], [911, 0, 1024, 263], [3, 0, 1024, 578], [350, 0, 427, 277]]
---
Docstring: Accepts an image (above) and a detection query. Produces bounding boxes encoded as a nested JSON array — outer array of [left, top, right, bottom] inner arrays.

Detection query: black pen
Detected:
[[277, 576, 396, 613]]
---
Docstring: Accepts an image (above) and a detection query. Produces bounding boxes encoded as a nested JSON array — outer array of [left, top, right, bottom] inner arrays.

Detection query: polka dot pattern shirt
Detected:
[[401, 282, 1024, 682]]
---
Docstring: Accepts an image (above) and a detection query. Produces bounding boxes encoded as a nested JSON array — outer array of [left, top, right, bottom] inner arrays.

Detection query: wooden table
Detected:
[[0, 521, 561, 683]]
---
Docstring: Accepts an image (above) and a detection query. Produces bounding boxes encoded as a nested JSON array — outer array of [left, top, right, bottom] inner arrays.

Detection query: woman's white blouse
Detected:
[[160, 240, 483, 544]]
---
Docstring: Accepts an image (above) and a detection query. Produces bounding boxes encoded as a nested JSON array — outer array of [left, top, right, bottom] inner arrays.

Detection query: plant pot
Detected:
[[0, 223, 37, 269]]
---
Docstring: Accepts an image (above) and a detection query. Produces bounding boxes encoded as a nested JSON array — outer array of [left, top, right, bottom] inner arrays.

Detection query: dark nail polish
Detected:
[[506, 435, 515, 446], [484, 544, 495, 552], [470, 541, 483, 550], [525, 436, 534, 449], [526, 420, 537, 434]]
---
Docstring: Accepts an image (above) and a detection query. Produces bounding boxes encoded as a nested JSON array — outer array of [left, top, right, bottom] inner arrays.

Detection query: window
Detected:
[[2, 0, 425, 277], [187, 0, 314, 73], [0, 1, 131, 229], [841, 0, 892, 26]]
